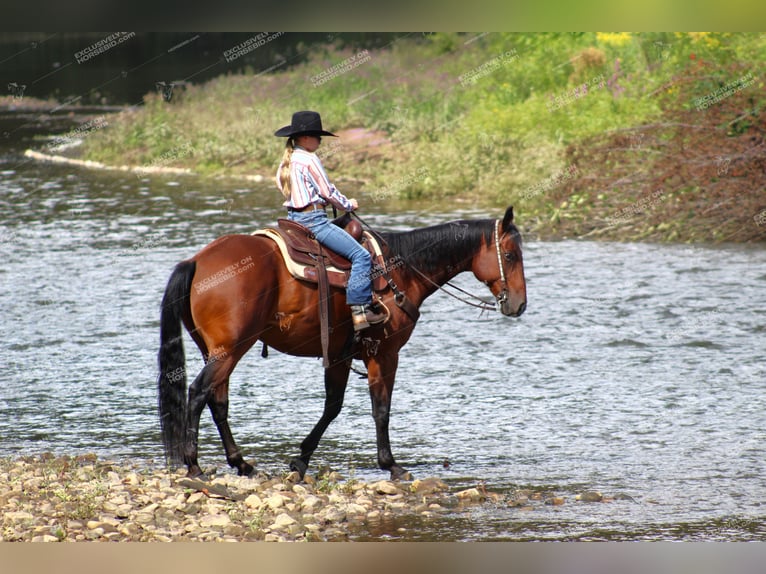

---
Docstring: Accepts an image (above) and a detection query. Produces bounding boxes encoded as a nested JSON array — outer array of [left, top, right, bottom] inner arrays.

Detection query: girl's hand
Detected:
[[349, 198, 359, 210]]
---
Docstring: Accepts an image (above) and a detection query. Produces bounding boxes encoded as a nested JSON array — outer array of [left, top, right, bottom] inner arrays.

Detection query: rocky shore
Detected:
[[1, 453, 622, 542], [0, 453, 466, 542]]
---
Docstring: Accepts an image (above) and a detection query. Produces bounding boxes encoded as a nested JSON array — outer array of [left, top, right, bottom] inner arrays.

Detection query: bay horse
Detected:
[[157, 205, 526, 480]]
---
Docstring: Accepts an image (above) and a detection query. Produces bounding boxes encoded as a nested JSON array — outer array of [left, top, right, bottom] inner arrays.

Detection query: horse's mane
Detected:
[[377, 220, 496, 272]]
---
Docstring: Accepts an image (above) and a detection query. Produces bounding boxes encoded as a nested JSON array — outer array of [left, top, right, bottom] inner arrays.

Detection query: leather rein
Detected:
[[353, 214, 507, 313]]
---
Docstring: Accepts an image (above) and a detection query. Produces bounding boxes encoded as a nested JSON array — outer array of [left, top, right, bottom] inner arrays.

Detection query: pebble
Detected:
[[0, 453, 515, 542], [576, 491, 604, 503], [374, 481, 400, 495], [266, 494, 287, 510], [272, 513, 297, 529], [455, 488, 484, 502], [244, 494, 263, 509], [200, 514, 231, 528]]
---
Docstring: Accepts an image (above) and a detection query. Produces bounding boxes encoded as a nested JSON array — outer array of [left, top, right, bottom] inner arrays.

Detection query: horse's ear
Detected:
[[502, 206, 514, 231]]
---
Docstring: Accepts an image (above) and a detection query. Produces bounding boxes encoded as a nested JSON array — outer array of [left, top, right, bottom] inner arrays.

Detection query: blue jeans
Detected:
[[287, 210, 373, 305]]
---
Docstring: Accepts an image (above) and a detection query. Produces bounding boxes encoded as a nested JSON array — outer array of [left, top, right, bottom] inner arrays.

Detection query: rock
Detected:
[[544, 497, 566, 506], [373, 481, 399, 495], [292, 484, 309, 496], [411, 478, 449, 495], [576, 491, 603, 503], [6, 511, 34, 522], [266, 494, 287, 510], [301, 495, 323, 511], [200, 514, 231, 528], [186, 492, 206, 504], [284, 471, 302, 483], [31, 534, 61, 543], [613, 493, 637, 502], [138, 502, 159, 514], [244, 494, 263, 509], [455, 488, 484, 502], [134, 512, 156, 525], [123, 472, 140, 486], [180, 502, 202, 515], [115, 504, 132, 518], [272, 513, 297, 529], [328, 492, 346, 505], [321, 508, 347, 523], [345, 503, 368, 516]]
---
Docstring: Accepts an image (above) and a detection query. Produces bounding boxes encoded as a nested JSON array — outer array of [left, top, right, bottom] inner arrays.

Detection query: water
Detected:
[[1, 109, 766, 540]]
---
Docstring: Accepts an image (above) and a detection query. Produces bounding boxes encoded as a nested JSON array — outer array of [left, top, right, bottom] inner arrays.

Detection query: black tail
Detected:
[[157, 260, 196, 468]]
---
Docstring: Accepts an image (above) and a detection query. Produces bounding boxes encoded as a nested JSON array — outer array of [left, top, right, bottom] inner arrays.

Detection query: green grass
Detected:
[[79, 33, 765, 240]]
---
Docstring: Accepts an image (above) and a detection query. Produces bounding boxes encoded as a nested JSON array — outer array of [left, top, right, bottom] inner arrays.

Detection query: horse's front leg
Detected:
[[366, 353, 411, 480], [289, 360, 351, 479]]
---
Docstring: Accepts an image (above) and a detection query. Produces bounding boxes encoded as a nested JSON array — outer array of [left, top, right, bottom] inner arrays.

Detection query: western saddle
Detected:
[[251, 214, 392, 368]]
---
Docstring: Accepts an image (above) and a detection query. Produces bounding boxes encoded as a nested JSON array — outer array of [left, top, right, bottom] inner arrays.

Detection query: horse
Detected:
[[157, 205, 526, 480]]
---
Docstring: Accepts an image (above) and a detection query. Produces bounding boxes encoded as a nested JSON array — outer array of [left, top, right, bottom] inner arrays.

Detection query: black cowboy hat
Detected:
[[274, 110, 337, 138]]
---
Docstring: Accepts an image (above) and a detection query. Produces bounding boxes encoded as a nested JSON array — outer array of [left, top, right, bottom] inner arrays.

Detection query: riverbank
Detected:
[[0, 453, 623, 542], [6, 32, 766, 242]]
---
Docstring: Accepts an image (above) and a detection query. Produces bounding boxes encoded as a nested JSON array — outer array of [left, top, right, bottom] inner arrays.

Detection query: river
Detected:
[[1, 108, 765, 541]]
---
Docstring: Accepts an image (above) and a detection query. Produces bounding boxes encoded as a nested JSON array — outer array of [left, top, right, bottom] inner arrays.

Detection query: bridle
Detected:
[[353, 213, 511, 313], [493, 218, 509, 309]]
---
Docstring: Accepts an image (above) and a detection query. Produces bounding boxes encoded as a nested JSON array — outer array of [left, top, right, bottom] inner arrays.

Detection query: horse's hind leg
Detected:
[[185, 354, 253, 477], [207, 369, 254, 476], [289, 360, 351, 478]]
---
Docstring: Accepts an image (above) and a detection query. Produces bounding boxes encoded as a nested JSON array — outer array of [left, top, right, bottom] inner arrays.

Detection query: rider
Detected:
[[274, 110, 386, 331]]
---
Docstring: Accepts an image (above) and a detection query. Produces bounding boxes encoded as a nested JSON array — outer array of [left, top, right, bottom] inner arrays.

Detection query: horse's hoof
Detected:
[[390, 465, 412, 481], [238, 463, 255, 477], [186, 465, 205, 479], [289, 458, 308, 479], [186, 469, 209, 482]]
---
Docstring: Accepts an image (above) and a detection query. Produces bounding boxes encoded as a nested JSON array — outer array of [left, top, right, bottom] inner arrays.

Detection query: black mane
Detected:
[[377, 219, 496, 272]]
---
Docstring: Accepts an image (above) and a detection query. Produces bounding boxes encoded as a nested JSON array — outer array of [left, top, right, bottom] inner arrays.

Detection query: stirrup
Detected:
[[351, 301, 389, 331]]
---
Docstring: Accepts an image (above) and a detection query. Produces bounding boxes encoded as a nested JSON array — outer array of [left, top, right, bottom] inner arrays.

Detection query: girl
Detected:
[[274, 110, 386, 331]]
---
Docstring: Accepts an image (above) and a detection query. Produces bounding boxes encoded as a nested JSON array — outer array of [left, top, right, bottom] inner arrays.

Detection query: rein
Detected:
[[351, 213, 505, 313]]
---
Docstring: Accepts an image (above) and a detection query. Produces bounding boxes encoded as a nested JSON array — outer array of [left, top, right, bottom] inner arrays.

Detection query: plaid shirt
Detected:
[[276, 147, 354, 211]]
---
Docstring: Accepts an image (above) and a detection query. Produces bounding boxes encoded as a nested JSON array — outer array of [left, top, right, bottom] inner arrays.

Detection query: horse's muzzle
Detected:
[[498, 294, 526, 317]]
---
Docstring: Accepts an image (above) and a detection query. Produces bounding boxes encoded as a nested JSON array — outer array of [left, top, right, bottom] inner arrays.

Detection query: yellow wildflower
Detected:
[[596, 32, 632, 47]]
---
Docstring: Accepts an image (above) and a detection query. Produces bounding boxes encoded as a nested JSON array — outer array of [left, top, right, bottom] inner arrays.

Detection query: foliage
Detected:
[[79, 32, 766, 241]]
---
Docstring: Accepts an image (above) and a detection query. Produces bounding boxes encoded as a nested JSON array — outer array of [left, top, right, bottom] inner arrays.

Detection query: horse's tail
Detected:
[[157, 260, 196, 468]]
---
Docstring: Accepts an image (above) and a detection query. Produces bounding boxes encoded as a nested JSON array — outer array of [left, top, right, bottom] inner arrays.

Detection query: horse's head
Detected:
[[472, 206, 527, 317]]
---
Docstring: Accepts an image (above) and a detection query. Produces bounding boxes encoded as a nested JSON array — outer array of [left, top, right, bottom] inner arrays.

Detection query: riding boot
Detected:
[[350, 304, 387, 331]]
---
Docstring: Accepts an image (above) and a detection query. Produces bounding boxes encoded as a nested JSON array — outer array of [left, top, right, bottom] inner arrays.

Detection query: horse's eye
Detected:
[[504, 252, 516, 263]]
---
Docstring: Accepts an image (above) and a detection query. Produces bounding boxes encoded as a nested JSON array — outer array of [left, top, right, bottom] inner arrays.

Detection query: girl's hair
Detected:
[[277, 138, 295, 199]]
